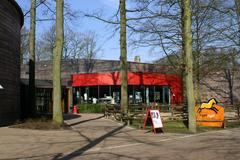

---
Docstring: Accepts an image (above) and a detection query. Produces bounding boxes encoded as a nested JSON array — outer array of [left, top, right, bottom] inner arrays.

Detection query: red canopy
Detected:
[[72, 72, 182, 104]]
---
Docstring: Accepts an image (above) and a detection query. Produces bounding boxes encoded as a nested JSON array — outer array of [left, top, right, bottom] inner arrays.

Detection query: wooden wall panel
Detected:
[[0, 0, 23, 126]]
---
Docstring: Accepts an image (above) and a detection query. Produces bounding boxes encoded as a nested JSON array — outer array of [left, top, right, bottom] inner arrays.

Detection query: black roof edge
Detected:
[[8, 0, 24, 27]]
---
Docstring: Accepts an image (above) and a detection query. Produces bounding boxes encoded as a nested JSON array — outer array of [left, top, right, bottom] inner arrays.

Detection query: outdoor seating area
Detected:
[[104, 103, 186, 127]]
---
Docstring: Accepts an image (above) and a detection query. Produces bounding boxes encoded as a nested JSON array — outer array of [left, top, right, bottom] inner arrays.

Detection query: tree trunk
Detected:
[[29, 0, 36, 117], [181, 0, 197, 133], [225, 69, 234, 105], [53, 0, 64, 125], [235, 0, 240, 43], [120, 0, 128, 115]]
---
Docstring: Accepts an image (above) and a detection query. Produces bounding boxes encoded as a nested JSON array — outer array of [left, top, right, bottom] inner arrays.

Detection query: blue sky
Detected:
[[16, 0, 160, 63]]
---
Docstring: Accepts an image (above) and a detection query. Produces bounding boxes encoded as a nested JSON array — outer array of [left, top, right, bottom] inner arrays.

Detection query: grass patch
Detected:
[[131, 119, 240, 133], [131, 119, 190, 133], [163, 120, 189, 133], [225, 120, 240, 128], [77, 104, 105, 113]]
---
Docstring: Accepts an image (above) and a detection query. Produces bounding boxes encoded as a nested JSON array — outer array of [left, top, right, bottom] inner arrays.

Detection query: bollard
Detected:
[[73, 105, 78, 114]]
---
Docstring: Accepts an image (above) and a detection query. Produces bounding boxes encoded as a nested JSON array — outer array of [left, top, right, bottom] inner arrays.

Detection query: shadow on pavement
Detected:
[[67, 115, 105, 127], [0, 153, 63, 160], [63, 114, 81, 121], [53, 124, 126, 160], [69, 151, 142, 160]]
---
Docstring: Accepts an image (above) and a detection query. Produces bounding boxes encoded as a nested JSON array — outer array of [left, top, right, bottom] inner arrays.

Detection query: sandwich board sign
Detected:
[[143, 109, 163, 134]]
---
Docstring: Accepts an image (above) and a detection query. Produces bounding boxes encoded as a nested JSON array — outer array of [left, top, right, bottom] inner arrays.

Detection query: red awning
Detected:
[[72, 72, 180, 86], [72, 72, 183, 104]]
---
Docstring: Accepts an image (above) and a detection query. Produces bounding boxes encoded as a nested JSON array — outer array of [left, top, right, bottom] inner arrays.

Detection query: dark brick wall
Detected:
[[0, 0, 23, 126], [21, 59, 176, 87], [197, 70, 240, 105]]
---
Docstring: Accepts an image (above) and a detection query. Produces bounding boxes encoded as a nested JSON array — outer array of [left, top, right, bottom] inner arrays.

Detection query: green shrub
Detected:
[[77, 104, 105, 113]]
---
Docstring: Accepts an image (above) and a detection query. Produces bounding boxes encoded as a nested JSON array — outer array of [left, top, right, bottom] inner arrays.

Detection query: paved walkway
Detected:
[[0, 114, 240, 160]]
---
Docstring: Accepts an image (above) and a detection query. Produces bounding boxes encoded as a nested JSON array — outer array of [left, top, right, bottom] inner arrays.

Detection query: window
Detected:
[[99, 86, 110, 98], [146, 85, 171, 105]]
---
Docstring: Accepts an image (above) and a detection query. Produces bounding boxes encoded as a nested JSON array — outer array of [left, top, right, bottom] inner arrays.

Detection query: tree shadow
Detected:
[[53, 124, 127, 160], [1, 153, 64, 160], [62, 151, 142, 160], [63, 114, 81, 121], [67, 115, 105, 127]]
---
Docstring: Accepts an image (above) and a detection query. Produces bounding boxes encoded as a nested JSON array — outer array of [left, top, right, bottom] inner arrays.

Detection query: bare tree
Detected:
[[120, 0, 129, 116], [191, 0, 221, 103], [53, 0, 64, 125], [205, 0, 240, 105], [21, 0, 80, 62], [127, 0, 182, 65], [217, 0, 240, 48], [81, 32, 100, 73], [20, 27, 29, 64], [86, 0, 129, 115], [215, 49, 239, 105], [22, 0, 78, 23], [37, 25, 55, 61], [36, 25, 100, 62], [181, 0, 196, 133], [29, 0, 36, 116], [129, 0, 231, 105]]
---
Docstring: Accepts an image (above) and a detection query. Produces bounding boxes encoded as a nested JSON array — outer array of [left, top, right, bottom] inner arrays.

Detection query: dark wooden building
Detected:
[[20, 79, 69, 114], [0, 0, 23, 126]]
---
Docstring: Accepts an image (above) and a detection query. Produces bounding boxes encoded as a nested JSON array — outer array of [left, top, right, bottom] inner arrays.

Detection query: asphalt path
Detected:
[[0, 114, 239, 160], [63, 114, 240, 160]]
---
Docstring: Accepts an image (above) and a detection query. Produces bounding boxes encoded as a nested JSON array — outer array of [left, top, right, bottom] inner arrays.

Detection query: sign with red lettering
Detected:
[[144, 109, 163, 134]]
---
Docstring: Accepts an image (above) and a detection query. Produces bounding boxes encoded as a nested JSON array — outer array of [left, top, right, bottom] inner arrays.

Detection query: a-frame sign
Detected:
[[143, 109, 163, 134]]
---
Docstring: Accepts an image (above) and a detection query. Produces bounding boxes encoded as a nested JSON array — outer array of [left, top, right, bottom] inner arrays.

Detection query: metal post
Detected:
[[162, 86, 165, 104], [133, 85, 135, 104], [68, 87, 73, 113], [85, 87, 89, 103], [143, 85, 145, 103], [109, 85, 111, 97], [169, 87, 171, 105], [87, 87, 89, 103], [146, 86, 149, 105], [79, 87, 81, 104], [238, 106, 240, 119], [153, 86, 156, 103], [98, 85, 99, 100]]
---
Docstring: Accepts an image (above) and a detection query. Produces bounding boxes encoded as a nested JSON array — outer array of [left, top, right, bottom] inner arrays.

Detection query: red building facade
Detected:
[[72, 72, 182, 105]]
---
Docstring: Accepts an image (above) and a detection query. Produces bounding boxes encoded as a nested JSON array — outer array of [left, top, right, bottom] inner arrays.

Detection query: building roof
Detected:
[[21, 79, 53, 88]]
